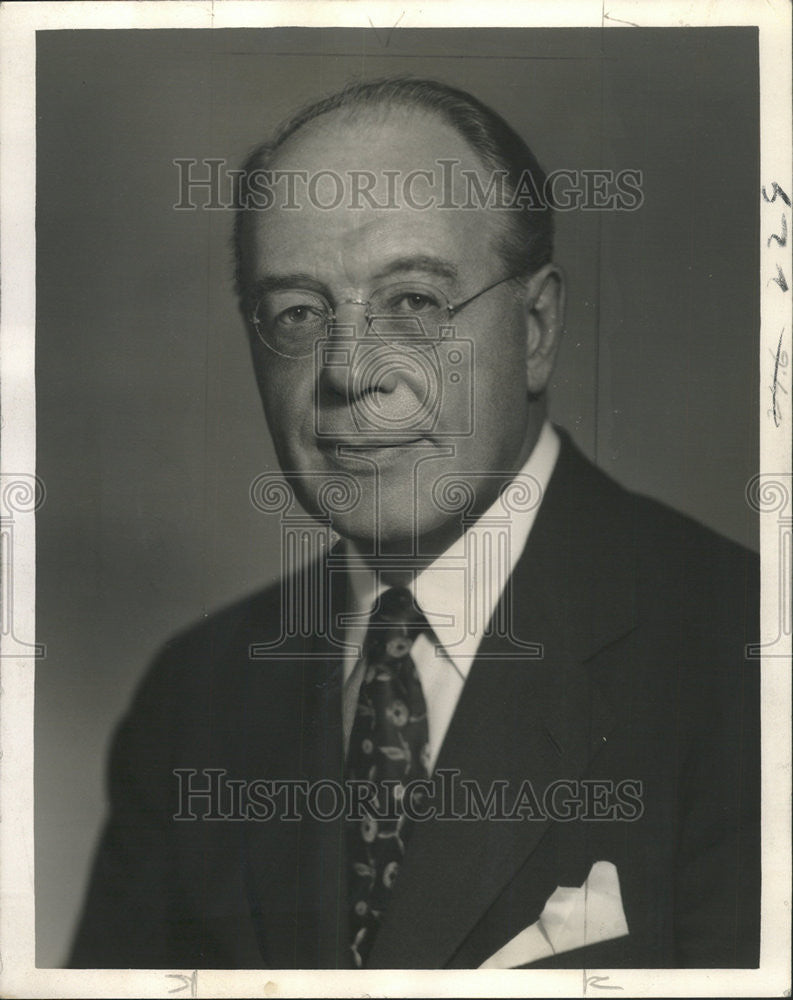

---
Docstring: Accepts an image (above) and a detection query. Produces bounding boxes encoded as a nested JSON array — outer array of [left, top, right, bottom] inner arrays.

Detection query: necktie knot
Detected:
[[364, 586, 427, 661], [373, 585, 425, 623]]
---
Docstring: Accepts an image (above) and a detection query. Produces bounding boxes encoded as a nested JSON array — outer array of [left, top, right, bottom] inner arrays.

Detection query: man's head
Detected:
[[234, 77, 565, 555]]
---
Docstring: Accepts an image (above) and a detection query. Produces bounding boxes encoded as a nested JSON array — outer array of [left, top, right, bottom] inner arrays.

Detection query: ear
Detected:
[[523, 263, 566, 396]]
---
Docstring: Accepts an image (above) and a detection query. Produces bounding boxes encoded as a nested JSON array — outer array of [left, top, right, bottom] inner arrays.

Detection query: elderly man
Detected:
[[70, 77, 759, 970]]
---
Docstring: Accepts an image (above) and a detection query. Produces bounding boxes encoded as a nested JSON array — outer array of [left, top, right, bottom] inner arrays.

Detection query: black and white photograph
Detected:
[[0, 2, 790, 997]]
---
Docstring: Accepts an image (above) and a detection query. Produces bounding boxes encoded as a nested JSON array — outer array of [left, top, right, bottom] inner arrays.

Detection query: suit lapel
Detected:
[[242, 562, 350, 968], [367, 432, 639, 968]]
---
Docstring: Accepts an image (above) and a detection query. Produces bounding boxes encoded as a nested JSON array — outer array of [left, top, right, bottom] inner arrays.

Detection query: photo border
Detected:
[[1, 1, 790, 996]]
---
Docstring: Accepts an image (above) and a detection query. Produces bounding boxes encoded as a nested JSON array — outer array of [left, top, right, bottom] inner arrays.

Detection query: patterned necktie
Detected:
[[346, 585, 430, 968]]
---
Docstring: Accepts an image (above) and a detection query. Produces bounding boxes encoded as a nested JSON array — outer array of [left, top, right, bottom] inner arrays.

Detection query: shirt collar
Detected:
[[344, 420, 560, 678]]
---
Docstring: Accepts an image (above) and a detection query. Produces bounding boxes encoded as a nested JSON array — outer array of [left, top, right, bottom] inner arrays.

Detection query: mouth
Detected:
[[316, 437, 432, 466], [318, 437, 426, 451]]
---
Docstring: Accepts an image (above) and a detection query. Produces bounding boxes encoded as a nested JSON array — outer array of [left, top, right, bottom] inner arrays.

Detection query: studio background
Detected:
[[35, 26, 759, 966]]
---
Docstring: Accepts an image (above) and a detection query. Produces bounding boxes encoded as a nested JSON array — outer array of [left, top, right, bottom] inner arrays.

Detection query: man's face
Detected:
[[242, 107, 560, 553]]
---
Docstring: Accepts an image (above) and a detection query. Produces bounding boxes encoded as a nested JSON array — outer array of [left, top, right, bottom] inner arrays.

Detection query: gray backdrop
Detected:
[[35, 26, 759, 966]]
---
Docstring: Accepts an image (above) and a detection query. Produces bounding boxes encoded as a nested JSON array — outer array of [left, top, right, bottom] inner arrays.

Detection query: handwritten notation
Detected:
[[769, 329, 789, 428], [166, 969, 198, 997], [583, 970, 624, 993], [762, 182, 790, 426]]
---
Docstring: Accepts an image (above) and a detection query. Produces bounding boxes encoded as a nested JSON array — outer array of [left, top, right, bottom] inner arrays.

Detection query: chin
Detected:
[[286, 458, 463, 555], [330, 511, 411, 552], [331, 509, 460, 561]]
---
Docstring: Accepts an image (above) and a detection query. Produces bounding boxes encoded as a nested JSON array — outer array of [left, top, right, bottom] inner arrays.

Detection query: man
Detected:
[[70, 77, 759, 970]]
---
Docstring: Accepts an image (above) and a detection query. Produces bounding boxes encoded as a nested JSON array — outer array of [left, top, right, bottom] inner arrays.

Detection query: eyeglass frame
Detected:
[[248, 269, 531, 358]]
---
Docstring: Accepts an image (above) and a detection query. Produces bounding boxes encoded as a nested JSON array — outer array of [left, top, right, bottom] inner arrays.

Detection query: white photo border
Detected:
[[1, 1, 790, 997]]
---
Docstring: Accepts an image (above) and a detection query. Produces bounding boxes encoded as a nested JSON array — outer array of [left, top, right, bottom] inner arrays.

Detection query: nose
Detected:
[[318, 303, 400, 400], [318, 333, 401, 399]]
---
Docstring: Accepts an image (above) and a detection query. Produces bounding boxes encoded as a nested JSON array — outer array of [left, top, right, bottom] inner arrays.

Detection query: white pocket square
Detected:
[[479, 860, 629, 969]]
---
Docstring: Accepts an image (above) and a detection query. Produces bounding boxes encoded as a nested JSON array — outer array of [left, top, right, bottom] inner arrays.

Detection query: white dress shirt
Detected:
[[342, 420, 560, 771]]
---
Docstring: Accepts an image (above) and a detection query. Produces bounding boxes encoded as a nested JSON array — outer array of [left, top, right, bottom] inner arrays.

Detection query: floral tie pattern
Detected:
[[346, 586, 430, 968]]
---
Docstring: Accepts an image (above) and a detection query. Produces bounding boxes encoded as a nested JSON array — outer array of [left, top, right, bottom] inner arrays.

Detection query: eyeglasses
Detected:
[[249, 271, 526, 358]]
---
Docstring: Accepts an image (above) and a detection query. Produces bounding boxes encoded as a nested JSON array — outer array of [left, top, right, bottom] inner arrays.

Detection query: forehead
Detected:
[[245, 106, 506, 289]]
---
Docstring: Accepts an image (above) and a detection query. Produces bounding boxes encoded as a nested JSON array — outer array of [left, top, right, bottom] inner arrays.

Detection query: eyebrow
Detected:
[[248, 255, 460, 302], [248, 272, 329, 299], [370, 255, 459, 284]]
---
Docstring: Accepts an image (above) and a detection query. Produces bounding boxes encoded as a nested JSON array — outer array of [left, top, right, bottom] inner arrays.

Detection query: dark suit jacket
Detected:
[[69, 431, 760, 969]]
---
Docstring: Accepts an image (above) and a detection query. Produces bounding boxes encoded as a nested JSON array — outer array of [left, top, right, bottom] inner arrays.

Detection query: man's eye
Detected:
[[390, 292, 440, 314], [276, 305, 321, 326]]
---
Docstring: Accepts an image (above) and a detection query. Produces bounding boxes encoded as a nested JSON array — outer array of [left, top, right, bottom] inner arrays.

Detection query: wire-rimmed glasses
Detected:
[[249, 272, 525, 358]]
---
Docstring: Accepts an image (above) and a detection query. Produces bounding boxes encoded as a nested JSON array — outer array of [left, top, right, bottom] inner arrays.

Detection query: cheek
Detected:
[[256, 365, 315, 450], [470, 341, 528, 422]]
